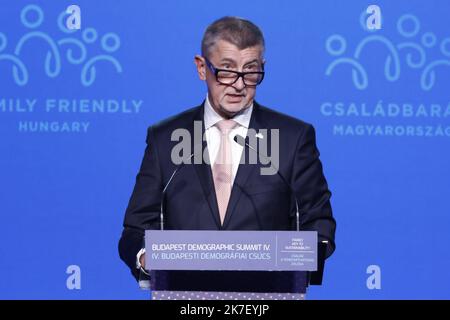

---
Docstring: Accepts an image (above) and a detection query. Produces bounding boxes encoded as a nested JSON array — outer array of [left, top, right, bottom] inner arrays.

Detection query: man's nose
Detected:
[[232, 76, 246, 91]]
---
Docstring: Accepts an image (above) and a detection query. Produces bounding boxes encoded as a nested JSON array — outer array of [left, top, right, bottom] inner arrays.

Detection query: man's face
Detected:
[[195, 40, 264, 118]]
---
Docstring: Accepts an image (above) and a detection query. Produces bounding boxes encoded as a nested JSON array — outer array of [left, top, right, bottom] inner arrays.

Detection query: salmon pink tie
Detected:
[[212, 119, 238, 225]]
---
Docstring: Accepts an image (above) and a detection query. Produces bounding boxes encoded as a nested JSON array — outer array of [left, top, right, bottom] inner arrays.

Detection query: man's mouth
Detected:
[[226, 94, 245, 102]]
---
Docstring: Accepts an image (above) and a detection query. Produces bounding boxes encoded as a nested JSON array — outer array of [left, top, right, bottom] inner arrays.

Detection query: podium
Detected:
[[143, 230, 326, 300]]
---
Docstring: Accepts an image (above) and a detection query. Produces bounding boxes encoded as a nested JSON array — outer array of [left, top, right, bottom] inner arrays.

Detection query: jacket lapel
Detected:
[[190, 103, 222, 228]]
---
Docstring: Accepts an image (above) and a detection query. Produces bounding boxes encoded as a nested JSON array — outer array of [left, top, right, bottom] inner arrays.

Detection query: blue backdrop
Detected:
[[1, 0, 449, 299]]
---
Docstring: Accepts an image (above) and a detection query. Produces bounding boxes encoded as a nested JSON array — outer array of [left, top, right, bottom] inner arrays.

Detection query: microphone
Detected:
[[139, 150, 196, 283], [160, 152, 196, 230], [235, 134, 329, 286], [233, 134, 302, 231]]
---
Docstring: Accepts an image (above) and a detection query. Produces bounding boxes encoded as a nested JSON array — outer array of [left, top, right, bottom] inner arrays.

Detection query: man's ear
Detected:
[[194, 55, 206, 80]]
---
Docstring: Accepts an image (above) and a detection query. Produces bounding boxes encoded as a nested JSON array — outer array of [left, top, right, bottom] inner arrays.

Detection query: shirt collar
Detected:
[[204, 94, 253, 130]]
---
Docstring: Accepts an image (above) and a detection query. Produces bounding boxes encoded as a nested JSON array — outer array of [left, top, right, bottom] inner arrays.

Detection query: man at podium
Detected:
[[119, 16, 336, 294]]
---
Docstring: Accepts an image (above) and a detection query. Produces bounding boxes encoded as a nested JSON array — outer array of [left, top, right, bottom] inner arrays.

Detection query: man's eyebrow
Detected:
[[243, 59, 260, 67], [219, 58, 237, 65], [218, 58, 261, 68]]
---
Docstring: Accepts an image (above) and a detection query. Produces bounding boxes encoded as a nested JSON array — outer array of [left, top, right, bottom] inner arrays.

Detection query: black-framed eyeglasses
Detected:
[[204, 58, 265, 87]]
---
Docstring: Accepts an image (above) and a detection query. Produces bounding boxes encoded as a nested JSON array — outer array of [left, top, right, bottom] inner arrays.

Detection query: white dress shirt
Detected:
[[203, 95, 253, 184]]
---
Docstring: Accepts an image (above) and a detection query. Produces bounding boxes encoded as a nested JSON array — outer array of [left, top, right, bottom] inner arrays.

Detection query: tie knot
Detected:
[[215, 119, 238, 134]]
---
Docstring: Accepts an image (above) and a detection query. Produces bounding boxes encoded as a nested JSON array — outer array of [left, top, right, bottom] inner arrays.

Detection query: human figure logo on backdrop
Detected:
[[326, 13, 450, 91], [0, 4, 122, 87]]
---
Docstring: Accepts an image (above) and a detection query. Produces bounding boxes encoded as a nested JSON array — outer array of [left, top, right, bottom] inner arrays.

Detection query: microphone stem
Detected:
[[236, 135, 301, 232], [160, 152, 196, 231]]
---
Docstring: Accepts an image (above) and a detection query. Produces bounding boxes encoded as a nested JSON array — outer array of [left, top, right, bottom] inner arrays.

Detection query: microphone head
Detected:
[[234, 134, 246, 146]]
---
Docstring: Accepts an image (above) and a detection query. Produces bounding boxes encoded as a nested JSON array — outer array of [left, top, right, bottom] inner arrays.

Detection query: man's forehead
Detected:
[[210, 41, 263, 62]]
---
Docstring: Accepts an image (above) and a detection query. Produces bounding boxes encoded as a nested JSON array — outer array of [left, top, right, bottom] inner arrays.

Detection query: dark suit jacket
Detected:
[[119, 101, 336, 292]]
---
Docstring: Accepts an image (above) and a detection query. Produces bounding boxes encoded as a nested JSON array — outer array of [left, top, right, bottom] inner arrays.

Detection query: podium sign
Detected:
[[145, 230, 317, 272]]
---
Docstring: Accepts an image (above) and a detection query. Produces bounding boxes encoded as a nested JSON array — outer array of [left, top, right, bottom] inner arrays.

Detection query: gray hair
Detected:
[[201, 16, 265, 58]]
